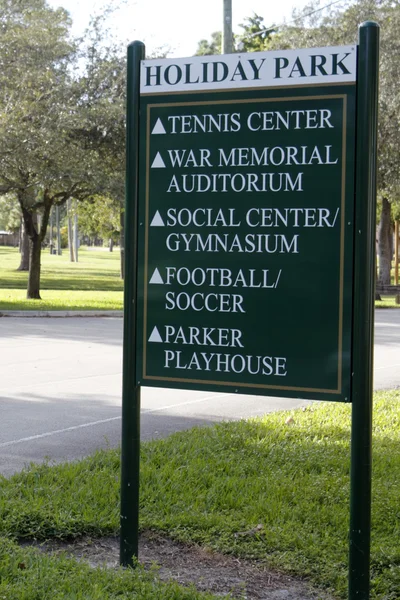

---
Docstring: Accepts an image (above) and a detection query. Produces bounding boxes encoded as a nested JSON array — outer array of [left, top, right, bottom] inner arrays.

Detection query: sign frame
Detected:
[[136, 88, 356, 401], [120, 22, 379, 600]]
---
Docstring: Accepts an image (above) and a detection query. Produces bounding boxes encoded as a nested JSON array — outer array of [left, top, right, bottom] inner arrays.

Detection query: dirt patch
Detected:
[[26, 532, 336, 599]]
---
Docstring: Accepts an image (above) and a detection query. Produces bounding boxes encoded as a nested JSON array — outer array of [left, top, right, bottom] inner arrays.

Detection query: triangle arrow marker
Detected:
[[151, 152, 166, 168], [150, 211, 165, 227], [149, 268, 164, 284], [151, 118, 166, 134], [148, 326, 163, 343]]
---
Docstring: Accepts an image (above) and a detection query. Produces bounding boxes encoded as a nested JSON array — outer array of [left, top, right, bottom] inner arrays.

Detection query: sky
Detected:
[[46, 0, 312, 57]]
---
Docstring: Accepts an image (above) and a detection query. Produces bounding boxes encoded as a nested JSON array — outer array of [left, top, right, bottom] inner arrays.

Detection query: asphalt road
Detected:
[[0, 311, 399, 477]]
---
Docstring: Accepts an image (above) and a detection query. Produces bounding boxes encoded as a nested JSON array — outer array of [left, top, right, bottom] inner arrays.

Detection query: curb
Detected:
[[0, 311, 124, 318]]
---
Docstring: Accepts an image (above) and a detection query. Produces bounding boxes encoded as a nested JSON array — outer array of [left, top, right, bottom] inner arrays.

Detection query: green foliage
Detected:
[[72, 14, 127, 205], [0, 538, 217, 600], [237, 14, 276, 52], [0, 0, 125, 204], [0, 1, 127, 297], [194, 14, 275, 55], [0, 195, 20, 232], [268, 0, 400, 208], [78, 196, 121, 242], [0, 289, 123, 311], [375, 295, 400, 308], [0, 391, 399, 599], [195, 31, 222, 56], [0, 0, 76, 193], [265, 0, 400, 285]]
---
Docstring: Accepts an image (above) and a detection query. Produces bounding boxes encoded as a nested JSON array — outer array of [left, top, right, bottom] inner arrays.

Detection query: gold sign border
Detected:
[[141, 92, 351, 396], [141, 81, 355, 96]]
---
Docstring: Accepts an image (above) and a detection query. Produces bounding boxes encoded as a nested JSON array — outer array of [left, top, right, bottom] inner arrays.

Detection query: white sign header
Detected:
[[140, 46, 357, 94]]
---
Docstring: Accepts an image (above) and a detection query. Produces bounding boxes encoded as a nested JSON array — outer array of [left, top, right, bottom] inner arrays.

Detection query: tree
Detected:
[[0, 194, 20, 233], [0, 1, 127, 297], [74, 16, 172, 277], [0, 0, 77, 297], [195, 14, 276, 56], [78, 195, 121, 248], [72, 16, 127, 274], [236, 14, 276, 52], [195, 31, 222, 56], [266, 0, 400, 285]]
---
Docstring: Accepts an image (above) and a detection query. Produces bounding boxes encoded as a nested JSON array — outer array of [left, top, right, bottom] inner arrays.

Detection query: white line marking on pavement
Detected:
[[0, 417, 122, 448], [0, 393, 234, 448]]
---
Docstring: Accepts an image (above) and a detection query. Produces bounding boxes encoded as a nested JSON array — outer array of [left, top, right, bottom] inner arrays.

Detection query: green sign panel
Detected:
[[136, 49, 357, 401], [123, 29, 380, 594]]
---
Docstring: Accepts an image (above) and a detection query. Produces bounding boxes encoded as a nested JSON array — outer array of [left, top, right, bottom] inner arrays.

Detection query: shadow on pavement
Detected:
[[0, 392, 240, 478]]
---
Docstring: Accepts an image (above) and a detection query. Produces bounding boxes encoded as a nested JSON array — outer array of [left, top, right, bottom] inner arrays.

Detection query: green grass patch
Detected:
[[2, 246, 399, 311], [0, 538, 218, 600], [375, 296, 400, 309], [0, 246, 123, 291], [0, 246, 123, 310], [0, 390, 399, 599], [0, 289, 123, 311]]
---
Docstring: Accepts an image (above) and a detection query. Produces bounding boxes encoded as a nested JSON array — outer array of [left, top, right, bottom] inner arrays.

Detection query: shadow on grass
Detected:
[[0, 247, 123, 291], [1, 273, 123, 291], [1, 400, 398, 599]]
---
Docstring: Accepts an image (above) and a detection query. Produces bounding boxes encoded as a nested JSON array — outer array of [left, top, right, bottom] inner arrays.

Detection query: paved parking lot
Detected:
[[0, 310, 398, 476]]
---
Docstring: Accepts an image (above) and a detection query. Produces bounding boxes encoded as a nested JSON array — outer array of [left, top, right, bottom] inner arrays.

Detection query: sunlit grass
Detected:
[[1, 390, 399, 599], [1, 246, 398, 311], [0, 289, 122, 311], [0, 246, 123, 291], [0, 246, 123, 309], [0, 537, 218, 600], [375, 295, 400, 309]]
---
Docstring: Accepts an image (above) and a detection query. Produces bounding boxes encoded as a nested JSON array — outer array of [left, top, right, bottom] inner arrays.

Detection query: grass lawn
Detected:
[[0, 389, 399, 599], [1, 246, 399, 311], [375, 295, 400, 309], [0, 246, 123, 310], [0, 289, 123, 311], [0, 538, 217, 600]]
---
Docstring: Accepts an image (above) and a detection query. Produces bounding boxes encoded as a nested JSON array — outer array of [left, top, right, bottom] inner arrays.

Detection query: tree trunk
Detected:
[[19, 206, 41, 299], [49, 208, 54, 254], [377, 197, 392, 286], [120, 208, 125, 280], [18, 189, 52, 300], [395, 220, 399, 285], [56, 204, 62, 255], [73, 202, 78, 262], [27, 235, 42, 299], [109, 238, 114, 252], [17, 219, 30, 271], [67, 198, 75, 262]]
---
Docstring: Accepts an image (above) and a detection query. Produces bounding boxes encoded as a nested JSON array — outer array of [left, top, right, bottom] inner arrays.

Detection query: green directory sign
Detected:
[[136, 47, 357, 401], [122, 25, 380, 599]]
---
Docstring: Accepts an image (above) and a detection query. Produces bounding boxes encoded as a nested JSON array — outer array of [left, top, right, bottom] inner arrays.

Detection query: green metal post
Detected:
[[349, 21, 379, 600], [120, 40, 145, 568]]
